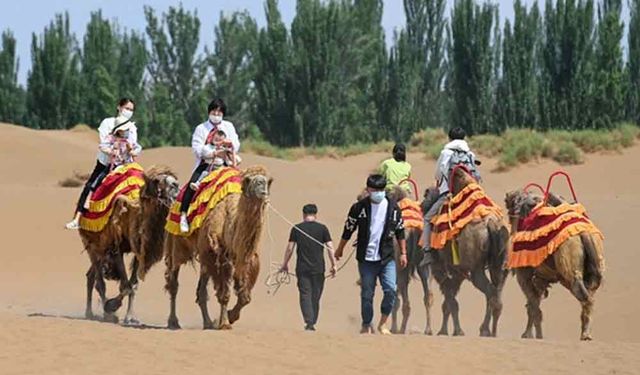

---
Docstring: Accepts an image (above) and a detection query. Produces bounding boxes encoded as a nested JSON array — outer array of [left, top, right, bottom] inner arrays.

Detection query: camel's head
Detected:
[[504, 189, 542, 233], [241, 165, 272, 201], [142, 166, 180, 208]]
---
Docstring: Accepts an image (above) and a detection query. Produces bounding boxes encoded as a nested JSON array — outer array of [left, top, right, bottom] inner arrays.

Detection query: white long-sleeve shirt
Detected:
[[191, 119, 240, 168], [96, 117, 141, 166]]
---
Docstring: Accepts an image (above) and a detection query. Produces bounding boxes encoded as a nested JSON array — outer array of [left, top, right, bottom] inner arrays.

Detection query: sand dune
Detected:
[[0, 122, 638, 374]]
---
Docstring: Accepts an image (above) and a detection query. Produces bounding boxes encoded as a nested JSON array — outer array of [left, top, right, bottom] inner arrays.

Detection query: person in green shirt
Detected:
[[379, 143, 412, 194]]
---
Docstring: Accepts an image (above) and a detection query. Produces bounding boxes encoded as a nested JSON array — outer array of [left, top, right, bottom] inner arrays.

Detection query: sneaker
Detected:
[[189, 182, 200, 191], [179, 214, 190, 233], [65, 219, 80, 230]]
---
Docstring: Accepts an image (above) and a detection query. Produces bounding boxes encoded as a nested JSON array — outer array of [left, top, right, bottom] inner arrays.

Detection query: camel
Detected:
[[505, 190, 605, 340], [164, 166, 272, 330], [386, 186, 434, 335], [423, 169, 509, 337], [79, 166, 179, 324]]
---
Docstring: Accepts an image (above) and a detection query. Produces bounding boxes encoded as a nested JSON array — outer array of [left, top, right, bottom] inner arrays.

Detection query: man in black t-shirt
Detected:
[[281, 204, 336, 331]]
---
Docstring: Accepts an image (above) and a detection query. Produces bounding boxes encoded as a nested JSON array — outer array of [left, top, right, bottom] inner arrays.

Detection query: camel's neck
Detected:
[[232, 195, 267, 266], [138, 198, 172, 276]]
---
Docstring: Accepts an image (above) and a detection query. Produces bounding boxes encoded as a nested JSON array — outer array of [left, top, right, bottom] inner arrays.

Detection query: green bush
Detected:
[[552, 142, 583, 164]]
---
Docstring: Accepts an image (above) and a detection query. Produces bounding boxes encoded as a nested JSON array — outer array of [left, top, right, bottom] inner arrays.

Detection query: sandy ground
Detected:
[[0, 123, 638, 374]]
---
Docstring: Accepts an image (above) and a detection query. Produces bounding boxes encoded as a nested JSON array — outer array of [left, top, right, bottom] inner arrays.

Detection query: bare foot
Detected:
[[360, 325, 374, 334], [378, 325, 392, 335]]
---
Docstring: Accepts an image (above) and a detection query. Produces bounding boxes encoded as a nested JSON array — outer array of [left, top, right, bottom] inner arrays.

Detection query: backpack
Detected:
[[447, 149, 481, 183]]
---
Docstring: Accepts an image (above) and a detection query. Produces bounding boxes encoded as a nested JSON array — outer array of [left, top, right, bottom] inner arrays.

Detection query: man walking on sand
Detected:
[[281, 204, 337, 331], [335, 174, 407, 334]]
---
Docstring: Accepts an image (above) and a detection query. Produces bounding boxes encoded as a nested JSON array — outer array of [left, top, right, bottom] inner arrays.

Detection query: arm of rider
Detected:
[[280, 241, 295, 273], [325, 240, 337, 277], [192, 125, 215, 159]]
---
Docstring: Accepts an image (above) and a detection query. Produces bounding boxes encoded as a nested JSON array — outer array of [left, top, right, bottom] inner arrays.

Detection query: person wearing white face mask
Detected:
[[335, 174, 408, 335], [65, 98, 141, 230], [179, 98, 241, 233]]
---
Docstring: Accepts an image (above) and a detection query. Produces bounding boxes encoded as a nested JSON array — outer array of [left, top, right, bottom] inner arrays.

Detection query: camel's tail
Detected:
[[487, 218, 509, 287], [581, 233, 603, 292]]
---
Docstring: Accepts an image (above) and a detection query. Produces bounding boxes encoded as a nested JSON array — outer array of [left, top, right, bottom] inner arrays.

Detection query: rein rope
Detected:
[[264, 202, 357, 296]]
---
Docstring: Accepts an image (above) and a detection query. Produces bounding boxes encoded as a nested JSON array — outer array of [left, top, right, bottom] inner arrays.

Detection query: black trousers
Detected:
[[297, 272, 325, 326], [180, 161, 210, 214], [75, 160, 110, 213]]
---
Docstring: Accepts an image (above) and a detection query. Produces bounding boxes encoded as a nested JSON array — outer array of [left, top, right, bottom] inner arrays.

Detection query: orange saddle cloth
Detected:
[[430, 183, 503, 250], [508, 202, 603, 269]]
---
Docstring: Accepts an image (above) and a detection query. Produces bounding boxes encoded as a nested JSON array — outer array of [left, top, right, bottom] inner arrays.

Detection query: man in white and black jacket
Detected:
[[335, 174, 407, 334]]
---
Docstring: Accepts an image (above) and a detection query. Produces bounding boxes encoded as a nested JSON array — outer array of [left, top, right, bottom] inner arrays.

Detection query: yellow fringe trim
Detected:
[[79, 190, 140, 232]]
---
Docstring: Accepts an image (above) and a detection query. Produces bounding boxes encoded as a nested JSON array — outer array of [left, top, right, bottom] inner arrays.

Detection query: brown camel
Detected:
[[423, 169, 509, 337], [79, 166, 179, 324], [386, 186, 434, 335], [505, 190, 605, 340], [164, 166, 272, 330]]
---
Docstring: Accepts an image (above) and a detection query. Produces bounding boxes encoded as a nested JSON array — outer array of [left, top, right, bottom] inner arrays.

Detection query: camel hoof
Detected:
[[424, 328, 433, 336], [480, 329, 491, 337], [85, 311, 96, 321], [167, 318, 181, 330], [217, 323, 233, 330], [581, 334, 593, 341], [203, 321, 216, 330], [103, 313, 119, 324], [104, 298, 122, 313], [123, 317, 141, 327], [453, 329, 465, 337], [521, 332, 534, 339], [437, 329, 448, 336]]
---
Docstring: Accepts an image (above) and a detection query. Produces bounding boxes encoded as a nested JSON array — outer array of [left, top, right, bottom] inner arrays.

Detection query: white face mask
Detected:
[[120, 109, 134, 120], [370, 191, 386, 204], [209, 114, 223, 124]]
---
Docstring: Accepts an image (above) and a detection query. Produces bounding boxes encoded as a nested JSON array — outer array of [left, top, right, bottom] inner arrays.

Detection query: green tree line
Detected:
[[0, 0, 638, 147]]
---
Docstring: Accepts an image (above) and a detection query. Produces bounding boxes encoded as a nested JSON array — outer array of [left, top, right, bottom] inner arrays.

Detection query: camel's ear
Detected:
[[268, 177, 274, 188]]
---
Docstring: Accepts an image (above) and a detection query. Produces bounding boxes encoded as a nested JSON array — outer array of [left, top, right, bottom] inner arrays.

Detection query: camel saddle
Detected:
[[508, 202, 603, 269], [165, 167, 242, 236], [429, 183, 503, 250], [79, 163, 145, 232]]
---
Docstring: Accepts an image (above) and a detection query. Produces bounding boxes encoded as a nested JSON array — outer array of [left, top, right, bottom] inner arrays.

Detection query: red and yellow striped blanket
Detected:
[[79, 163, 145, 232], [164, 167, 242, 236], [430, 183, 503, 250], [508, 203, 603, 269]]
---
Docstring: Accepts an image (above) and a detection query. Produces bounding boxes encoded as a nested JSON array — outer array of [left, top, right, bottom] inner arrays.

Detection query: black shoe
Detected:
[[305, 324, 316, 331]]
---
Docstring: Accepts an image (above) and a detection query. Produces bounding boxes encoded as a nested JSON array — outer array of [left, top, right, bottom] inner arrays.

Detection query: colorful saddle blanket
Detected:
[[165, 167, 242, 236], [79, 163, 145, 232], [430, 183, 503, 250], [508, 202, 603, 269]]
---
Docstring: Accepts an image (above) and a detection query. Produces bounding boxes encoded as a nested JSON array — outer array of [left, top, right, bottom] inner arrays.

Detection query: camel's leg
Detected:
[[446, 276, 465, 336], [517, 269, 544, 339], [123, 258, 140, 326], [214, 260, 233, 330], [229, 255, 260, 325], [470, 269, 496, 337], [580, 297, 594, 341], [85, 264, 96, 320], [488, 267, 507, 338], [397, 270, 411, 334], [417, 264, 433, 335], [165, 267, 181, 330], [104, 252, 132, 315], [95, 263, 107, 307], [196, 271, 215, 330]]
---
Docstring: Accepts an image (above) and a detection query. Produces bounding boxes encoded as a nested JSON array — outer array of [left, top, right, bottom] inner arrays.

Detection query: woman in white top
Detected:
[[179, 98, 240, 233], [65, 98, 142, 230]]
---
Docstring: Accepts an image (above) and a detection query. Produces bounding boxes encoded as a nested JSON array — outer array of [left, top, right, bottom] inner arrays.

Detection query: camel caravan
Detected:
[[66, 98, 605, 340]]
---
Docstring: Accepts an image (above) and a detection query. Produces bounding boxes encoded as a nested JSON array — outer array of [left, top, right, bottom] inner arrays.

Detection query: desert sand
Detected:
[[0, 123, 638, 375]]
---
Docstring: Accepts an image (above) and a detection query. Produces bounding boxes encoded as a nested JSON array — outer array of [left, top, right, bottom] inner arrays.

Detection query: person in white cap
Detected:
[[65, 98, 142, 230]]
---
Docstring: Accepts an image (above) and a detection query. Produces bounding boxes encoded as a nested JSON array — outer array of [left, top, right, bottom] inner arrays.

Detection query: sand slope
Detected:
[[0, 122, 638, 374]]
